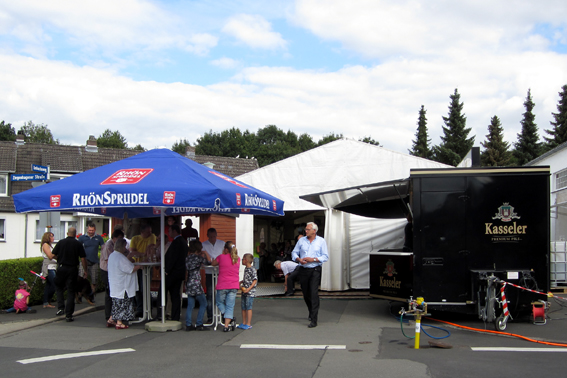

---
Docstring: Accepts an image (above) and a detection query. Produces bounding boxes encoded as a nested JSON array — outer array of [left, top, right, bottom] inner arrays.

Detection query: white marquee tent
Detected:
[[235, 139, 450, 291]]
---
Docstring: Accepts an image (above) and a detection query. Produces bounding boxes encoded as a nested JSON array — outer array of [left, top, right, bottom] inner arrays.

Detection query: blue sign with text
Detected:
[[11, 173, 47, 181], [31, 164, 49, 174]]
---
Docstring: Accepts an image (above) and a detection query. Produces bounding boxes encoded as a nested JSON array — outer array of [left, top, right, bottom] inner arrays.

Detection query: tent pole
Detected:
[[160, 208, 166, 323]]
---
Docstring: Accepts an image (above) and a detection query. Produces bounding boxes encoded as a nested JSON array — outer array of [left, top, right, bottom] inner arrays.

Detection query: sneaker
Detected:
[[196, 325, 209, 331], [56, 309, 64, 316], [185, 325, 195, 332]]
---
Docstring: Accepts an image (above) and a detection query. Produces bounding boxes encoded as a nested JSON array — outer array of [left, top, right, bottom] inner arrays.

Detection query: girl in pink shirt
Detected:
[[212, 241, 240, 332]]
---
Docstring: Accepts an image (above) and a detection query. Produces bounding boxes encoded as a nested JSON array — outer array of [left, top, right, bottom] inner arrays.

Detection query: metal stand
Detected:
[[203, 266, 222, 330], [132, 262, 160, 324]]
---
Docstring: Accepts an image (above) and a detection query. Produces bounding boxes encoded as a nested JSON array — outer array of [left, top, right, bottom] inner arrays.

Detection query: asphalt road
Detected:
[[1, 295, 567, 378]]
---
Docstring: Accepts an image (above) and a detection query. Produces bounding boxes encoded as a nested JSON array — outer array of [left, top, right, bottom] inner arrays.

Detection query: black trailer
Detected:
[[302, 166, 550, 330]]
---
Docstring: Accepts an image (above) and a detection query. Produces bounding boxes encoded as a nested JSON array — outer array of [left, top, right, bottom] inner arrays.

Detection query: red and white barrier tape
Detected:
[[499, 280, 567, 301]]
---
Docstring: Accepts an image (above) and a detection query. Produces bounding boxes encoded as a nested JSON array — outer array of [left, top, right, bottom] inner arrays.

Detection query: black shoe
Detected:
[[66, 316, 74, 322], [223, 326, 231, 332], [196, 325, 209, 331], [185, 325, 195, 332], [285, 291, 294, 296], [308, 321, 317, 328], [56, 309, 64, 316]]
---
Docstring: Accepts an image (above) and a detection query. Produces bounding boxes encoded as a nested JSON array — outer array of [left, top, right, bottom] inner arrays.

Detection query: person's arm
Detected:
[[211, 257, 219, 266], [42, 243, 56, 260]]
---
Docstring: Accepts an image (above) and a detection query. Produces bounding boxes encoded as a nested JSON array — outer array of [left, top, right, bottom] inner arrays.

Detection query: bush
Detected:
[[0, 257, 105, 309]]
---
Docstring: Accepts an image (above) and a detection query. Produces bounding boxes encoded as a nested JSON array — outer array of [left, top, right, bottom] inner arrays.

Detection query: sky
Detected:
[[1, 0, 566, 155]]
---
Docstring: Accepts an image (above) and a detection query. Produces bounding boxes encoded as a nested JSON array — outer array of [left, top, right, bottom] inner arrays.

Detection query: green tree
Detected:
[[172, 139, 192, 155], [543, 84, 567, 152], [432, 89, 475, 166], [317, 133, 343, 146], [255, 125, 301, 167], [196, 127, 255, 158], [18, 121, 59, 144], [97, 129, 128, 149], [480, 115, 511, 166], [131, 144, 145, 151], [359, 136, 380, 146], [0, 120, 16, 141], [297, 133, 316, 151], [409, 105, 432, 159], [513, 89, 541, 165]]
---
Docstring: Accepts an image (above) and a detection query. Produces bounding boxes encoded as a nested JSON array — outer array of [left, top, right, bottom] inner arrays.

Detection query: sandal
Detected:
[[43, 304, 55, 309], [106, 320, 117, 328], [115, 324, 129, 330]]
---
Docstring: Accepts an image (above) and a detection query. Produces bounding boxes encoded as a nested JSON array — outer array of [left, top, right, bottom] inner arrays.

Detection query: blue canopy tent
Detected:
[[13, 148, 284, 324]]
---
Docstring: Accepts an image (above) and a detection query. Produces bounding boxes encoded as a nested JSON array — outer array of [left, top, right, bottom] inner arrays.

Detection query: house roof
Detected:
[[526, 140, 567, 166], [0, 141, 259, 212]]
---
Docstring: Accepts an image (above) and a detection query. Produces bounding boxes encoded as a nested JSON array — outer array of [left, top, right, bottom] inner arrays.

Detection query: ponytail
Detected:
[[224, 241, 239, 265]]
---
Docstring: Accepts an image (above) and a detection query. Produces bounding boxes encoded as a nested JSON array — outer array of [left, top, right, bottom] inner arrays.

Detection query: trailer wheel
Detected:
[[495, 315, 507, 331]]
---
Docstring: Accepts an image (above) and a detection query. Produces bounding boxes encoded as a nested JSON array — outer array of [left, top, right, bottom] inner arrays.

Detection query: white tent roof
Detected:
[[236, 139, 451, 212]]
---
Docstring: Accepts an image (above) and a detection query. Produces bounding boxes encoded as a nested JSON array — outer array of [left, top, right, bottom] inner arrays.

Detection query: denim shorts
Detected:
[[241, 295, 254, 310]]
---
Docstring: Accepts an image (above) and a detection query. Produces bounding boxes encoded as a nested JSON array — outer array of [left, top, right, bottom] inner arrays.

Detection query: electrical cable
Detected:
[[400, 313, 451, 340], [428, 317, 567, 348]]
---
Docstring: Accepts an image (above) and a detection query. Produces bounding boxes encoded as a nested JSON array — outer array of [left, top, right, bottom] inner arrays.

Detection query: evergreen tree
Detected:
[[543, 84, 567, 152], [432, 89, 475, 166], [359, 136, 380, 146], [0, 120, 16, 141], [409, 105, 432, 158], [480, 115, 511, 166], [513, 89, 540, 165], [317, 132, 343, 146]]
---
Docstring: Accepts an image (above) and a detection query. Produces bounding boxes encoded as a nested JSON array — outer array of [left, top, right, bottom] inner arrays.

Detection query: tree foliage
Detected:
[[432, 89, 475, 166], [480, 115, 511, 166], [97, 129, 128, 149], [0, 120, 16, 141], [172, 138, 192, 155], [543, 84, 567, 152], [317, 132, 343, 146], [19, 121, 59, 144], [513, 89, 540, 165], [409, 105, 432, 159], [359, 136, 380, 146]]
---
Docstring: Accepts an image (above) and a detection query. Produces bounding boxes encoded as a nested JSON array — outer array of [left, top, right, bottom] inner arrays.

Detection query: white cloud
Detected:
[[0, 0, 218, 58], [292, 0, 567, 59], [222, 14, 287, 50], [210, 57, 240, 69], [1, 50, 566, 154]]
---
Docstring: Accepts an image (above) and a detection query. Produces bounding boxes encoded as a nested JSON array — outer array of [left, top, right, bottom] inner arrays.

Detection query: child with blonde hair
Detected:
[[238, 253, 257, 330]]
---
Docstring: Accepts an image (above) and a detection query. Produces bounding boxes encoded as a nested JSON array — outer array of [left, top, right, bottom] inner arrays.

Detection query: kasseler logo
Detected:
[[101, 169, 153, 185], [50, 195, 61, 208], [163, 191, 175, 205]]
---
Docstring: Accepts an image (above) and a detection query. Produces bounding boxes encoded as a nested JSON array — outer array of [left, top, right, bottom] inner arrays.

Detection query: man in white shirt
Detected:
[[274, 260, 299, 296], [201, 228, 225, 323]]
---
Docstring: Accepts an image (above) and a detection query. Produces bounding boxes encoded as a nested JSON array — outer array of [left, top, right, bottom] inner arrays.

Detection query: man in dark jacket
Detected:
[[52, 227, 87, 322], [162, 224, 187, 321]]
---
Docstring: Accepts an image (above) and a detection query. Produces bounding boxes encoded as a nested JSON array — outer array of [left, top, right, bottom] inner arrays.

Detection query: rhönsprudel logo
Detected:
[[492, 203, 520, 222], [101, 169, 153, 185], [383, 259, 397, 277]]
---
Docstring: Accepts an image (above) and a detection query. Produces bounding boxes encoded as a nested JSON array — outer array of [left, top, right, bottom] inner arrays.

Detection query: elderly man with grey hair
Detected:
[[291, 222, 329, 328]]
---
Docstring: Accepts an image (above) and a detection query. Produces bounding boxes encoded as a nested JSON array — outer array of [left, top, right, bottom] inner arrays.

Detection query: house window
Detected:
[[557, 169, 567, 191], [36, 220, 77, 241], [0, 173, 7, 196], [0, 219, 5, 241]]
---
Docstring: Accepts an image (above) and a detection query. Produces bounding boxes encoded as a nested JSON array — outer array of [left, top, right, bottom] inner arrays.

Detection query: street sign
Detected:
[[11, 173, 47, 181], [31, 164, 49, 174]]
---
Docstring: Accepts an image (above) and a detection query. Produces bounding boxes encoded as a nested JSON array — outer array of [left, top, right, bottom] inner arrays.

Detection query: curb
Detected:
[[0, 305, 104, 337]]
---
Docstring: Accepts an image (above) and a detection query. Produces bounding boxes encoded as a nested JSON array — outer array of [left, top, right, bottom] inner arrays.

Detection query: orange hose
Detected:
[[428, 318, 567, 348]]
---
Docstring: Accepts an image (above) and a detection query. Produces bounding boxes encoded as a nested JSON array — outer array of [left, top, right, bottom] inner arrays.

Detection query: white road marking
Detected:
[[240, 344, 346, 350], [472, 347, 567, 352], [17, 348, 135, 364]]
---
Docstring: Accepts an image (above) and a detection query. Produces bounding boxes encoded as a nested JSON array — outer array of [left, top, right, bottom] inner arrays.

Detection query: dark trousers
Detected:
[[298, 266, 322, 323], [55, 265, 78, 318], [287, 266, 300, 293], [206, 274, 213, 319], [166, 276, 183, 321], [101, 269, 112, 320], [134, 269, 143, 315]]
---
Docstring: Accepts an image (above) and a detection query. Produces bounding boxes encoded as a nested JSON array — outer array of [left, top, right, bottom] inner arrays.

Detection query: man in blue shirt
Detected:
[[78, 223, 105, 299], [291, 222, 329, 328]]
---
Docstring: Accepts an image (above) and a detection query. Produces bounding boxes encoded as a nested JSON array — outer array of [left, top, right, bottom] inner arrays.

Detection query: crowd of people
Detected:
[[3, 219, 329, 331]]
